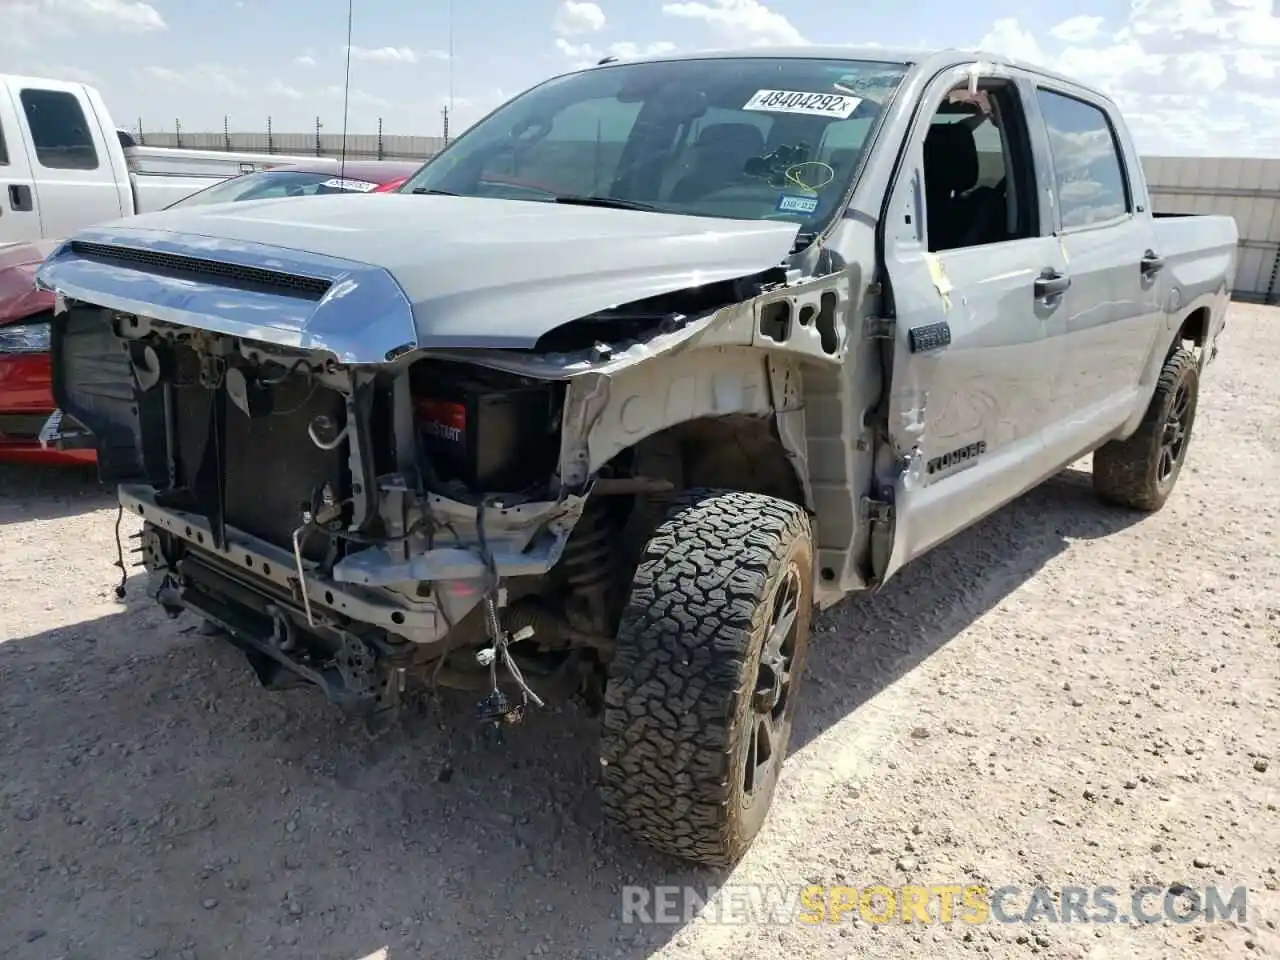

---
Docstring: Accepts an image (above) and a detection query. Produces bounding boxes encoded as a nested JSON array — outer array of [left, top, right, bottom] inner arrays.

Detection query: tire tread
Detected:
[[598, 487, 811, 865]]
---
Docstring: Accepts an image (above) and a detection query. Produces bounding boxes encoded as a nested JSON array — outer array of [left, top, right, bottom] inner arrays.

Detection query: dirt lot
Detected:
[[1, 304, 1277, 960]]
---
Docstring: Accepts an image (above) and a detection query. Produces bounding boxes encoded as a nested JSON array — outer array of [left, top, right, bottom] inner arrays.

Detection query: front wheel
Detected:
[[1093, 345, 1200, 511], [598, 488, 814, 865]]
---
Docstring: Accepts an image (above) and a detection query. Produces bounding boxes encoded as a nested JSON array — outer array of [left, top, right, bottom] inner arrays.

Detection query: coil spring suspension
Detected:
[[562, 500, 613, 631]]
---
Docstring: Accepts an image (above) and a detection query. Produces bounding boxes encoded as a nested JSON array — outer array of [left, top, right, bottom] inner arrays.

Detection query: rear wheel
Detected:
[[1093, 345, 1199, 511], [598, 488, 814, 865]]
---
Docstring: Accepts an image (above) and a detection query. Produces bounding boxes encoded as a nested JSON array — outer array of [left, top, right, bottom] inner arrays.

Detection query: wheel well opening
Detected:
[[1178, 307, 1209, 349], [617, 414, 805, 507], [585, 415, 807, 639]]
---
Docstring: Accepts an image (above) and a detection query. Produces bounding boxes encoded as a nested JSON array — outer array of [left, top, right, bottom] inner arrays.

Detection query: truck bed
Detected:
[[1151, 213, 1239, 304]]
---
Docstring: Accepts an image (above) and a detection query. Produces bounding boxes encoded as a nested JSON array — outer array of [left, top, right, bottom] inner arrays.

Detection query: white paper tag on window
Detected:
[[320, 177, 378, 192], [742, 89, 863, 118]]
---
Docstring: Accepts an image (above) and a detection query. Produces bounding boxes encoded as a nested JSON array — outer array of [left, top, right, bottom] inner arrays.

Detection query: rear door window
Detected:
[[0, 117, 9, 165], [19, 88, 100, 171], [1035, 88, 1130, 229]]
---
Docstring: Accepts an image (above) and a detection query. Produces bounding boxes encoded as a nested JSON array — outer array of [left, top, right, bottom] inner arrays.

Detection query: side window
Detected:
[[1035, 88, 1130, 229], [0, 117, 9, 165], [479, 97, 641, 196], [920, 84, 1037, 252], [18, 88, 100, 171]]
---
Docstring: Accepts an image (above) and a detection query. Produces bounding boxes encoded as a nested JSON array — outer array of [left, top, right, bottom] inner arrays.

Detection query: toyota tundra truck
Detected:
[[36, 46, 1237, 866]]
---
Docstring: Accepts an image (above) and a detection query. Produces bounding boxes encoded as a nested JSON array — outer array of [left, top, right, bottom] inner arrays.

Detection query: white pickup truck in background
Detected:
[[1, 74, 321, 244]]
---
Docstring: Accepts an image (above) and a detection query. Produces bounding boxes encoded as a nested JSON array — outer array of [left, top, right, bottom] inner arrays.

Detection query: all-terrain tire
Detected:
[[599, 488, 814, 866], [1093, 345, 1200, 511]]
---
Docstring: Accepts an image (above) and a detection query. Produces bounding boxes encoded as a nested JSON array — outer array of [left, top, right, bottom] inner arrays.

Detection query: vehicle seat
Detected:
[[669, 122, 766, 203], [923, 121, 980, 251], [925, 121, 1011, 249]]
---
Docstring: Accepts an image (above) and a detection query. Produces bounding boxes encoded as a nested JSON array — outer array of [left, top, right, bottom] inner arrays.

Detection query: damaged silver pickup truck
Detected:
[[37, 47, 1236, 865]]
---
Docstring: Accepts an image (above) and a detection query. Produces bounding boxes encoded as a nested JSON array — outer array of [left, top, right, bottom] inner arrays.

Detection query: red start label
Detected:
[[415, 398, 466, 444]]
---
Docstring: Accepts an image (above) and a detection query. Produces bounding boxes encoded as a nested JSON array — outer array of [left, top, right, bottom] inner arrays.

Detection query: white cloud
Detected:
[[1049, 15, 1105, 43], [554, 37, 592, 57], [322, 85, 392, 110], [1175, 50, 1230, 90], [554, 34, 679, 72], [661, 0, 804, 46], [264, 79, 303, 101], [606, 40, 679, 59], [294, 52, 317, 67], [1053, 39, 1162, 90], [2, 0, 165, 49], [553, 1, 606, 36], [48, 0, 165, 32], [1235, 49, 1278, 79], [554, 37, 597, 68], [139, 64, 247, 99], [20, 63, 102, 84], [343, 45, 447, 64], [975, 0, 1280, 155], [977, 18, 1046, 65]]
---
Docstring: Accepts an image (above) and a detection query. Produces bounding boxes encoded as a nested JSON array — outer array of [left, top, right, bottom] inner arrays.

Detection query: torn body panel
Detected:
[[36, 202, 804, 361], [42, 212, 883, 712]]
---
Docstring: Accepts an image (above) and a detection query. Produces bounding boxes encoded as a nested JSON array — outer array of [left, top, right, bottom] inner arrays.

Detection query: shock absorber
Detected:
[[561, 499, 613, 631]]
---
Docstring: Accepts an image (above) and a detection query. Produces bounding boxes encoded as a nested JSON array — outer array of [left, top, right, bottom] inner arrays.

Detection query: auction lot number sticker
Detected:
[[743, 89, 863, 118]]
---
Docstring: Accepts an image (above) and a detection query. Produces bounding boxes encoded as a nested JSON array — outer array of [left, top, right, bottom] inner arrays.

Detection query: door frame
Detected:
[[868, 62, 1064, 585], [7, 79, 124, 237], [0, 82, 46, 241]]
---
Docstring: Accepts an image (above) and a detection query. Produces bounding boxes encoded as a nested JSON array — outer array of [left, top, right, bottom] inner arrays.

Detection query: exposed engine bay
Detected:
[[103, 321, 624, 730], [38, 186, 872, 743], [56, 246, 848, 736]]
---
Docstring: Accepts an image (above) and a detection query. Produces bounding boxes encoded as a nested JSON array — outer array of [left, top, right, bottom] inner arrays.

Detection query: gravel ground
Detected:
[[1, 303, 1277, 960]]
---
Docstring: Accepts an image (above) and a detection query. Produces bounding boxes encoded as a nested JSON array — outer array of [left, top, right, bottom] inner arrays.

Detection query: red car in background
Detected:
[[0, 159, 422, 467]]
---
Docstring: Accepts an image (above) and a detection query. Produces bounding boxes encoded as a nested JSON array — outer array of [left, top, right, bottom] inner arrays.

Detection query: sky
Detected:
[[3, 0, 1280, 156]]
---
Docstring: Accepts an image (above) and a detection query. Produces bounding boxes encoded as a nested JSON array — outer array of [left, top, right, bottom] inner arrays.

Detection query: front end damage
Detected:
[[38, 211, 857, 730]]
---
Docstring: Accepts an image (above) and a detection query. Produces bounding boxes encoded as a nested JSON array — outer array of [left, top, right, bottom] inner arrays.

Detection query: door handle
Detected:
[[1034, 269, 1071, 299], [1140, 250, 1164, 276], [7, 184, 34, 212]]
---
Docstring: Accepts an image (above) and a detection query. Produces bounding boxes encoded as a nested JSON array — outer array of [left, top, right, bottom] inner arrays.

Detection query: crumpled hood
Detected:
[[0, 240, 59, 326], [35, 194, 801, 362]]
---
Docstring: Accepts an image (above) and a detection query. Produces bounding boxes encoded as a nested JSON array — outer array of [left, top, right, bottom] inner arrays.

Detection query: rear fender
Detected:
[[1118, 293, 1222, 440], [51, 304, 162, 484]]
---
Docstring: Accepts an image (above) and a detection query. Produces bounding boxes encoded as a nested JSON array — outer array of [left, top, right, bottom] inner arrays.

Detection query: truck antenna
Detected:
[[339, 0, 354, 179]]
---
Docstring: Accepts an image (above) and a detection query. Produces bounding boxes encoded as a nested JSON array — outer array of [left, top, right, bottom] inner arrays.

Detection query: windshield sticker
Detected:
[[743, 89, 863, 119], [832, 71, 907, 95], [776, 194, 820, 215], [320, 178, 378, 192]]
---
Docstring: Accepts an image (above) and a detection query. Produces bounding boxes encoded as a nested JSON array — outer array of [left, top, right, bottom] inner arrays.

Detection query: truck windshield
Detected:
[[400, 56, 910, 230]]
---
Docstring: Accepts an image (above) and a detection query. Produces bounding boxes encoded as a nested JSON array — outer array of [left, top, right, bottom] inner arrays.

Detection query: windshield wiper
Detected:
[[550, 194, 659, 212], [410, 187, 460, 195]]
